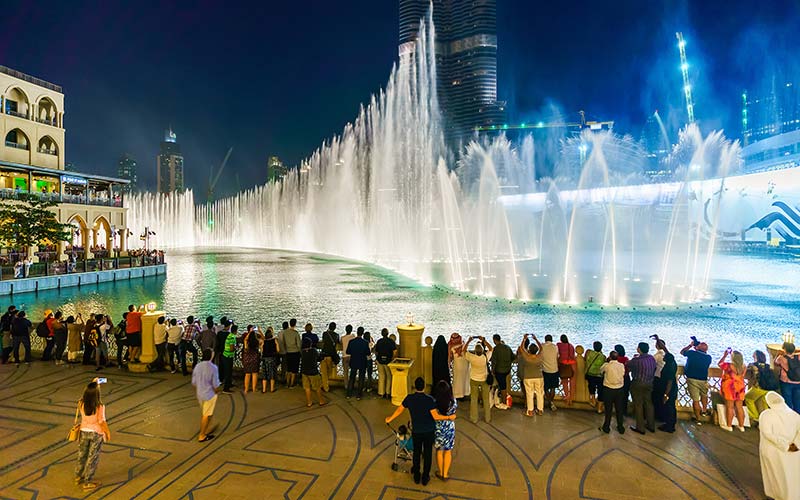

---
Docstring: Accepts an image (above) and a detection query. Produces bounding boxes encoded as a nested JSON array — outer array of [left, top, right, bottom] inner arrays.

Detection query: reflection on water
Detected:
[[3, 248, 798, 360]]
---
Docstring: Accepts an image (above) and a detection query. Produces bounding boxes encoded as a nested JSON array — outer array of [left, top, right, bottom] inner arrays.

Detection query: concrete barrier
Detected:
[[0, 264, 167, 296]]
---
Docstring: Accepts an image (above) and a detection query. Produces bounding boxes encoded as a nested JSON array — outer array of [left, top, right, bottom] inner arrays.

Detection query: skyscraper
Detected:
[[117, 153, 137, 194], [267, 155, 287, 182], [399, 0, 505, 142], [742, 78, 800, 146], [157, 128, 184, 193]]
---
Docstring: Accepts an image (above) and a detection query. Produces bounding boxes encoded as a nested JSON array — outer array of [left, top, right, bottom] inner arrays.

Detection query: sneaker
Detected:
[[721, 425, 733, 432], [170, 370, 177, 374], [82, 482, 100, 490], [738, 426, 745, 432], [222, 390, 233, 394], [549, 402, 557, 411]]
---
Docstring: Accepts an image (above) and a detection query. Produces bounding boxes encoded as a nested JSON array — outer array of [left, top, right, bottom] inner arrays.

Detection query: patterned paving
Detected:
[[0, 363, 764, 499]]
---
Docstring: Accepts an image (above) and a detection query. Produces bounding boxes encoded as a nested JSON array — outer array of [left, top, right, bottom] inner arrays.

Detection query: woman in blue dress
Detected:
[[434, 380, 457, 480]]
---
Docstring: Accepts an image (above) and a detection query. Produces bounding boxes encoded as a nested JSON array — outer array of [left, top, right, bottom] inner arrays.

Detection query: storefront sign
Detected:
[[61, 175, 87, 186]]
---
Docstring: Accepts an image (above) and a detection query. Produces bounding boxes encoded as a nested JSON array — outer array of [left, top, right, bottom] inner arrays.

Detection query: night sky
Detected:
[[1, 1, 798, 197]]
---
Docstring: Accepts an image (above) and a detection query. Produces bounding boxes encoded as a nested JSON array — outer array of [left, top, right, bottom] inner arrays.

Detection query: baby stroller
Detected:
[[387, 422, 413, 472]]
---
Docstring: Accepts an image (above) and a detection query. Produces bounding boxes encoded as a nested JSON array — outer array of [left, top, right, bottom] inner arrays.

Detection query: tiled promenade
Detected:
[[0, 363, 764, 499]]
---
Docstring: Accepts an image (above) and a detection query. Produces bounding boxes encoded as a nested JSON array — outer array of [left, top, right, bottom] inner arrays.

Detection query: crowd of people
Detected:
[[1, 303, 799, 497]]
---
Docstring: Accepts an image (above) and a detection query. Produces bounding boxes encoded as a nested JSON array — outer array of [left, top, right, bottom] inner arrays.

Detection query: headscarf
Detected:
[[448, 333, 463, 361], [761, 391, 800, 445]]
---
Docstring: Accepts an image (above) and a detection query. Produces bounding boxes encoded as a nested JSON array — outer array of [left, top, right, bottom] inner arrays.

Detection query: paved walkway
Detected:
[[0, 363, 765, 499]]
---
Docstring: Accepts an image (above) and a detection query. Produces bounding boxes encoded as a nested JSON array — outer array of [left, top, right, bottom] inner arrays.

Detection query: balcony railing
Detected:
[[0, 188, 123, 208], [36, 117, 57, 126], [5, 109, 29, 119], [37, 147, 58, 156], [5, 141, 30, 150]]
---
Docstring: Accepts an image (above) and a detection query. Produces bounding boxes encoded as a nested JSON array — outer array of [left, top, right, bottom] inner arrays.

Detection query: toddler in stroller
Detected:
[[388, 422, 413, 472]]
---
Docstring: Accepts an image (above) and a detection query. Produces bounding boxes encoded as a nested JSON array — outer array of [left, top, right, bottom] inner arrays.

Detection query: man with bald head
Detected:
[[681, 338, 712, 423]]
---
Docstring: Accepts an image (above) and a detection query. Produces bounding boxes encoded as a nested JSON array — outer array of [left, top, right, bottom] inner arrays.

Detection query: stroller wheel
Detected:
[[391, 463, 398, 471]]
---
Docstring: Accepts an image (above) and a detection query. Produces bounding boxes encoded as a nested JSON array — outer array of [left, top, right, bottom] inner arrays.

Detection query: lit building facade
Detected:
[[743, 80, 800, 146], [0, 65, 130, 259], [267, 155, 287, 182], [157, 128, 184, 193], [117, 153, 137, 194], [399, 0, 506, 142]]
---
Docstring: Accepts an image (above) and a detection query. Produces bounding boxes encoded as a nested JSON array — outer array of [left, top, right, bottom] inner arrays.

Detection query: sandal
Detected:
[[198, 434, 215, 443], [306, 403, 313, 408], [319, 401, 327, 406], [435, 471, 444, 480]]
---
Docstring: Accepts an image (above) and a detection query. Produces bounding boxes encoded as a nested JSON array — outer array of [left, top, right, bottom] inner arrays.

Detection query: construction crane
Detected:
[[206, 147, 233, 205], [676, 32, 695, 124]]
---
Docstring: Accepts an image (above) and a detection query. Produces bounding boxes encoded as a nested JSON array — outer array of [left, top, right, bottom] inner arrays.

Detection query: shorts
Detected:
[[586, 375, 603, 396], [302, 374, 321, 391], [495, 371, 509, 391], [544, 372, 560, 390], [687, 378, 708, 402], [558, 363, 575, 379], [286, 352, 301, 373], [126, 332, 142, 347], [200, 395, 218, 417], [96, 341, 108, 358]]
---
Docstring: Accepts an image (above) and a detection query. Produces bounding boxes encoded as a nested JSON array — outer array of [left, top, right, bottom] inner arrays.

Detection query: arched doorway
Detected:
[[92, 216, 112, 256], [66, 214, 89, 257]]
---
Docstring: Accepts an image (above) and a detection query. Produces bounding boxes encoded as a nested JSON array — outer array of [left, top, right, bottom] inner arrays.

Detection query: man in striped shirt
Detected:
[[627, 342, 657, 434], [180, 316, 201, 375]]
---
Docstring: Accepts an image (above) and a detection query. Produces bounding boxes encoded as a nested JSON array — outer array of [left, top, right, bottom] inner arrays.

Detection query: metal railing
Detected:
[[37, 147, 57, 156], [35, 117, 57, 126], [0, 188, 122, 208], [0, 255, 163, 281], [0, 65, 63, 93], [5, 141, 29, 150], [5, 109, 29, 119]]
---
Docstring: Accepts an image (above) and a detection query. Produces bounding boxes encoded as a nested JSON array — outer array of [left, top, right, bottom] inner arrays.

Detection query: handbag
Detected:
[[324, 332, 340, 364], [484, 353, 494, 385], [67, 402, 81, 442]]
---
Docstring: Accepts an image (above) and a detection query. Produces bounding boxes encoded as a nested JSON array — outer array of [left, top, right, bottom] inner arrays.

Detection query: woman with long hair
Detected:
[[557, 334, 576, 405], [745, 350, 779, 422], [261, 326, 280, 393], [719, 348, 747, 431], [74, 379, 111, 490], [242, 326, 262, 393], [433, 380, 457, 481]]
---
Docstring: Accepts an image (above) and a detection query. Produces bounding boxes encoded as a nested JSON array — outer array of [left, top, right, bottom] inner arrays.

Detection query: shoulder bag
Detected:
[[67, 402, 81, 442], [484, 353, 494, 386]]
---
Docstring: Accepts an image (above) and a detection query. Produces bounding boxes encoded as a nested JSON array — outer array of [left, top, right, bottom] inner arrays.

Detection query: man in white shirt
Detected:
[[340, 325, 356, 381], [651, 337, 666, 422], [166, 318, 183, 374], [463, 336, 493, 424], [600, 351, 626, 434], [539, 334, 560, 411], [152, 316, 168, 371]]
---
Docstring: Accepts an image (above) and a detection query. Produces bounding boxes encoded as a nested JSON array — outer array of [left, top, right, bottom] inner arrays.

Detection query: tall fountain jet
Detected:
[[129, 10, 741, 307]]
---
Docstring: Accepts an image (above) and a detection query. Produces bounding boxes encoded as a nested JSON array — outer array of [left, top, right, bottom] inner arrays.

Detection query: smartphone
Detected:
[[97, 377, 107, 384]]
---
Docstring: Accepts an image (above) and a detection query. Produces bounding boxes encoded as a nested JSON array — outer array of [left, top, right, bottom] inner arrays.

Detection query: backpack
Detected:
[[757, 363, 780, 390], [35, 321, 50, 337], [786, 355, 800, 382]]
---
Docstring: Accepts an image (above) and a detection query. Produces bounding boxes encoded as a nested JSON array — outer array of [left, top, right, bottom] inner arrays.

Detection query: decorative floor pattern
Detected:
[[0, 363, 764, 499]]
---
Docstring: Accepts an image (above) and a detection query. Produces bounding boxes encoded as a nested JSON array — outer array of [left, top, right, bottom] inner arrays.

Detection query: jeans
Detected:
[[116, 337, 128, 365], [602, 386, 626, 431], [75, 431, 103, 482], [377, 362, 392, 396], [54, 330, 67, 361], [411, 431, 435, 481], [167, 343, 180, 371], [469, 379, 491, 423], [347, 366, 366, 398], [82, 342, 95, 365], [154, 343, 167, 370], [179, 340, 198, 374], [523, 378, 544, 412], [630, 381, 655, 431], [12, 336, 31, 362], [780, 382, 800, 413], [662, 390, 678, 431], [42, 337, 55, 361], [221, 356, 234, 390]]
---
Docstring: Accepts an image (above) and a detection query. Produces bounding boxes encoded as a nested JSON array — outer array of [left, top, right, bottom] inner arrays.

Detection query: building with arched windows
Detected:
[[0, 65, 131, 260]]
